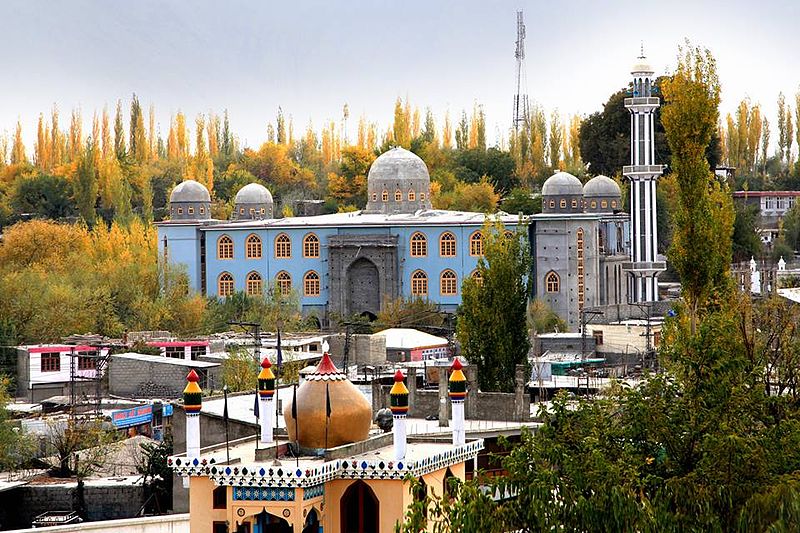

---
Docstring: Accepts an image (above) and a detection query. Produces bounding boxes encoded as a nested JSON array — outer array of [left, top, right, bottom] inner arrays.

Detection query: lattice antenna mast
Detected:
[[513, 10, 528, 132]]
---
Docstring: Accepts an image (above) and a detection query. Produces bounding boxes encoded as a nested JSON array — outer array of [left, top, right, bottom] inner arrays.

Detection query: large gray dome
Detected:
[[541, 172, 584, 214], [583, 175, 621, 198], [170, 180, 211, 203], [232, 182, 273, 220], [168, 180, 212, 221], [364, 147, 432, 214]]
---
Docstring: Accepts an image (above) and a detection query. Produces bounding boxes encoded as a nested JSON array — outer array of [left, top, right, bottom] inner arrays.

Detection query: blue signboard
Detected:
[[163, 403, 173, 417], [111, 405, 153, 429]]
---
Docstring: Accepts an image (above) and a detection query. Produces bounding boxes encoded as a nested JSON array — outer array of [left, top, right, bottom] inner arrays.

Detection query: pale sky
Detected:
[[2, 0, 799, 151]]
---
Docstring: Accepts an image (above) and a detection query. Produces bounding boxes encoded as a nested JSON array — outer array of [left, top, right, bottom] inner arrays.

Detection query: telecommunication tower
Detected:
[[512, 11, 528, 132]]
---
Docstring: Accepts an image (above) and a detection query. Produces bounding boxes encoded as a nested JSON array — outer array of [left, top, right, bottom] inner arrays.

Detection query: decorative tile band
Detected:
[[233, 486, 295, 501], [303, 484, 324, 500]]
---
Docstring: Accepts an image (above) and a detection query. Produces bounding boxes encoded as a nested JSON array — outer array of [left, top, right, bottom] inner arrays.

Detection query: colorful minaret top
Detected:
[[448, 357, 467, 402], [389, 370, 409, 415], [183, 369, 203, 414], [623, 47, 666, 303], [258, 357, 276, 399]]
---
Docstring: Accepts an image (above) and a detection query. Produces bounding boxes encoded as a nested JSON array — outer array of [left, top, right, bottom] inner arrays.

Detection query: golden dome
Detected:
[[283, 352, 372, 449]]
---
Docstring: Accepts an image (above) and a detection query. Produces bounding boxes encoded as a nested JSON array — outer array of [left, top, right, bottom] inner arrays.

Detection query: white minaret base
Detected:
[[186, 413, 200, 459], [393, 415, 407, 460], [452, 401, 465, 446], [260, 397, 274, 444]]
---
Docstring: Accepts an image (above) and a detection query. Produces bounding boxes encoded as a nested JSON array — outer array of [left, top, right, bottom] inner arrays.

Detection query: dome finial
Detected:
[[640, 41, 645, 59], [390, 370, 409, 415], [449, 358, 467, 401], [183, 369, 203, 413], [258, 357, 275, 399]]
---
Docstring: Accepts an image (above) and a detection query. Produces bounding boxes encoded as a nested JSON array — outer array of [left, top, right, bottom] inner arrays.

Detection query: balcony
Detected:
[[623, 165, 664, 176], [623, 261, 667, 276], [624, 97, 660, 107]]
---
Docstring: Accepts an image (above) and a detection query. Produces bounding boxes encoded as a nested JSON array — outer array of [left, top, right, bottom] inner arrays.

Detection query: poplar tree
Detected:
[[11, 121, 26, 164], [778, 93, 787, 163], [549, 111, 562, 169], [74, 140, 99, 225], [114, 100, 126, 161]]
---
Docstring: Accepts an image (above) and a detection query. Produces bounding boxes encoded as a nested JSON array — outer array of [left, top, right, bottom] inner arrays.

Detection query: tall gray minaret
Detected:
[[623, 49, 666, 303]]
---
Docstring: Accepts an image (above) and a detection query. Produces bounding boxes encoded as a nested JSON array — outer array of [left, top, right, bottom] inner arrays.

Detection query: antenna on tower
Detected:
[[513, 10, 528, 132]]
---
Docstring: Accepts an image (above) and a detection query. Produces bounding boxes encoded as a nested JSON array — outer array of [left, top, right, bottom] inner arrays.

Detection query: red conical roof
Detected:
[[394, 369, 405, 382], [186, 369, 200, 382], [261, 357, 272, 369], [315, 352, 340, 374], [451, 357, 463, 371]]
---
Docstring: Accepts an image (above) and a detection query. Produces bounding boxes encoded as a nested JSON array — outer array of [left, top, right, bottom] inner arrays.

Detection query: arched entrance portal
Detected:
[[253, 510, 291, 533], [341, 480, 379, 533], [347, 258, 380, 318], [302, 508, 320, 533]]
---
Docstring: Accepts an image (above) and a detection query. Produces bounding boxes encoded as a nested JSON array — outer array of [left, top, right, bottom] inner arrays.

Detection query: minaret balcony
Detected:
[[622, 261, 667, 276], [624, 97, 660, 108], [623, 165, 665, 178]]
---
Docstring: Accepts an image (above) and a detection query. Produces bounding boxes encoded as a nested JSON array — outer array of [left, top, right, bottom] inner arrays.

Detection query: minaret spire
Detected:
[[623, 50, 666, 302]]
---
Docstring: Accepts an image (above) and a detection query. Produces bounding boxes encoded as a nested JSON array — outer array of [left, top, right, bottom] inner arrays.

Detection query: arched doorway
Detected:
[[253, 510, 291, 533], [347, 258, 380, 318], [302, 508, 320, 533], [341, 480, 379, 533]]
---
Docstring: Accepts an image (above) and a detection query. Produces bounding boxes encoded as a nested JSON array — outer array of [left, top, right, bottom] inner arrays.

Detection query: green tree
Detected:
[[0, 376, 35, 471], [457, 222, 530, 392], [500, 188, 541, 215], [222, 346, 258, 392], [661, 43, 733, 331], [11, 173, 76, 219], [732, 202, 763, 262], [74, 140, 100, 225]]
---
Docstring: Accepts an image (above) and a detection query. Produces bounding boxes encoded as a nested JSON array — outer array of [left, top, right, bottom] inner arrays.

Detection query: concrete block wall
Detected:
[[108, 358, 221, 399], [327, 333, 386, 367]]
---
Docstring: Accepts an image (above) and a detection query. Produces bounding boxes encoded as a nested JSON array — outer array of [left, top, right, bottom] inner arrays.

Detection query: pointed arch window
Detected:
[[439, 231, 456, 257], [410, 232, 427, 257], [469, 231, 483, 257], [276, 271, 292, 296], [246, 234, 262, 259], [440, 269, 457, 296], [545, 271, 560, 293], [303, 271, 320, 297], [395, 189, 403, 202], [382, 190, 389, 202], [217, 235, 234, 260], [275, 233, 291, 258], [411, 270, 428, 296], [218, 272, 234, 297], [246, 271, 263, 296], [408, 189, 416, 202], [303, 233, 320, 258]]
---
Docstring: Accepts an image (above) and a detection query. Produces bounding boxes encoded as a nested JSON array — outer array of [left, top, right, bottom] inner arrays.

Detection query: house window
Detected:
[[410, 232, 427, 257], [303, 233, 320, 258], [593, 330, 604, 345], [246, 272, 263, 296], [439, 232, 456, 257], [411, 270, 428, 296], [440, 270, 457, 296], [165, 346, 184, 359], [275, 234, 291, 258], [469, 231, 483, 256], [304, 271, 320, 297], [217, 235, 234, 260], [382, 190, 389, 202], [77, 351, 97, 370], [408, 189, 416, 201], [190, 346, 206, 360], [40, 352, 60, 372], [545, 271, 560, 293], [395, 189, 402, 202], [245, 234, 262, 259], [218, 272, 234, 297], [276, 271, 292, 295], [213, 486, 227, 509]]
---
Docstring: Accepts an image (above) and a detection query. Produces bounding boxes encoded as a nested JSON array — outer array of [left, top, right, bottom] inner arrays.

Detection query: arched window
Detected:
[[469, 231, 483, 257], [408, 189, 416, 201], [440, 270, 457, 296], [303, 271, 320, 297], [371, 192, 378, 202], [382, 190, 389, 202], [246, 271, 263, 296], [545, 271, 560, 293], [187, 207, 195, 215], [439, 232, 456, 257], [560, 199, 567, 208], [303, 233, 320, 258], [611, 200, 618, 209], [246, 234, 262, 259], [276, 271, 292, 296], [549, 200, 555, 209], [571, 199, 578, 208], [217, 235, 234, 260], [420, 192, 426, 201], [275, 233, 291, 258], [340, 481, 379, 533], [471, 269, 483, 285], [218, 272, 234, 297], [411, 270, 428, 296], [504, 230, 514, 239], [590, 200, 597, 209], [414, 477, 428, 519], [395, 189, 402, 202], [410, 232, 427, 257], [601, 200, 608, 209]]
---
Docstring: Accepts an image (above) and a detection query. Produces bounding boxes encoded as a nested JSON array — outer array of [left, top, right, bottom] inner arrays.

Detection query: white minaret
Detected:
[[257, 357, 275, 444], [623, 47, 666, 302], [389, 370, 409, 461]]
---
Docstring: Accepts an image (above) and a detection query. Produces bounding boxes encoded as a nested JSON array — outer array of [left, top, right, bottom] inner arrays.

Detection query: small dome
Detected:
[[283, 352, 372, 449], [583, 175, 621, 198], [632, 57, 653, 74], [364, 147, 432, 214], [235, 182, 273, 205], [169, 180, 210, 203], [542, 172, 583, 197]]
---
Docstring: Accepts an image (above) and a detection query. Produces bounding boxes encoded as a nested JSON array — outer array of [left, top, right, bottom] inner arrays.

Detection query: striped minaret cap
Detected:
[[448, 357, 467, 401], [389, 370, 409, 415], [183, 369, 203, 414], [258, 357, 276, 399]]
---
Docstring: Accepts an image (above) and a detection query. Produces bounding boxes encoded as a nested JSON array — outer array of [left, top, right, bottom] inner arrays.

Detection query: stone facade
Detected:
[[108, 354, 221, 399], [326, 333, 386, 367]]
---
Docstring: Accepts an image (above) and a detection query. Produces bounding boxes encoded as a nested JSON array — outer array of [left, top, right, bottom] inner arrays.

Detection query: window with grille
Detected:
[[40, 352, 60, 372], [439, 232, 456, 257], [246, 272, 263, 295], [411, 270, 428, 296], [165, 346, 184, 359], [77, 351, 97, 370], [245, 234, 262, 259], [545, 271, 560, 293], [382, 190, 389, 202], [304, 271, 320, 296], [275, 234, 291, 258], [408, 189, 416, 201], [190, 346, 206, 360], [395, 189, 402, 202], [440, 270, 457, 296], [410, 232, 427, 257], [469, 231, 483, 256], [303, 233, 320, 258], [560, 199, 567, 208], [217, 235, 234, 259], [276, 271, 292, 295], [218, 272, 234, 296]]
